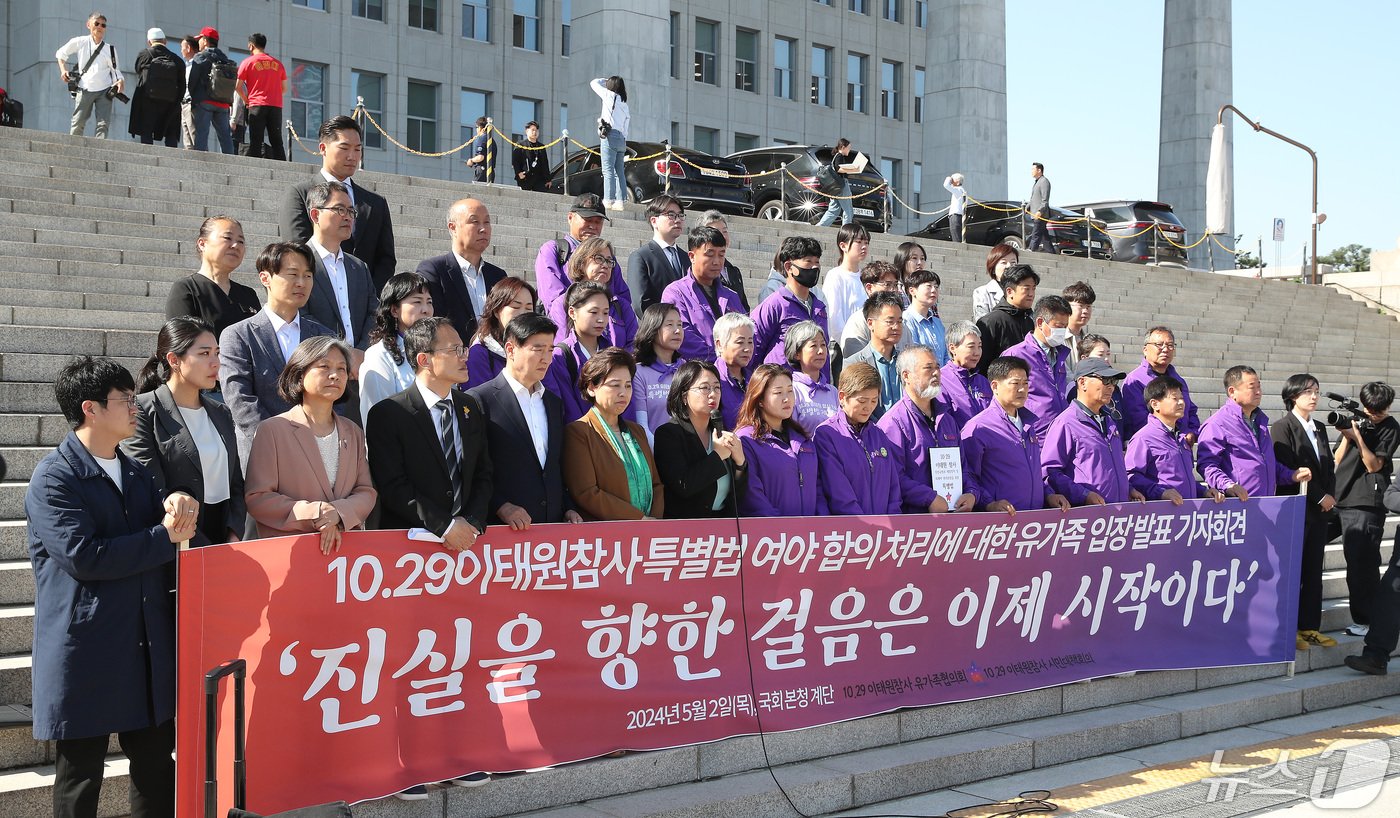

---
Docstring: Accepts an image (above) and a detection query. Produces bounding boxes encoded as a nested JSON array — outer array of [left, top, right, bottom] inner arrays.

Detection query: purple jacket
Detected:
[[544, 337, 605, 423], [813, 413, 902, 515], [661, 275, 746, 364], [737, 426, 826, 517], [1002, 333, 1070, 442], [1126, 416, 1207, 500], [535, 236, 631, 317], [718, 367, 747, 431], [752, 287, 829, 366], [960, 402, 1051, 511], [1119, 359, 1201, 440], [877, 396, 964, 512], [1197, 401, 1296, 498], [631, 358, 681, 442], [466, 338, 506, 389], [793, 371, 839, 431], [940, 361, 991, 430], [546, 290, 639, 350], [1041, 402, 1131, 505]]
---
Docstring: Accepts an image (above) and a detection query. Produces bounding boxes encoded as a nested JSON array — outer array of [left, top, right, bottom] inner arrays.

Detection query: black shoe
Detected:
[[1344, 654, 1388, 676], [394, 785, 430, 801]]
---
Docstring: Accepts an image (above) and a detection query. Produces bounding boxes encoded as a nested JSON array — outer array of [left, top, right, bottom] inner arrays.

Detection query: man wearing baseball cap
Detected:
[[128, 27, 185, 147], [188, 26, 235, 153], [1040, 357, 1146, 506], [533, 192, 631, 321]]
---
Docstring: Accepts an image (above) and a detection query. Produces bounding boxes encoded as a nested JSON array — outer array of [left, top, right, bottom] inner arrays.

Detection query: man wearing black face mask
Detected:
[[752, 235, 830, 367]]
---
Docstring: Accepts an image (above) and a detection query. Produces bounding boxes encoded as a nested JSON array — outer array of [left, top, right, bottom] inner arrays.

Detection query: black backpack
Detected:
[[207, 54, 238, 105], [0, 89, 21, 128], [144, 49, 184, 103]]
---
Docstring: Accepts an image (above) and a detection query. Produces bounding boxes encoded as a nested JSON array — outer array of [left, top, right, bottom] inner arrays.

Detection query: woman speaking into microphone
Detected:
[[653, 361, 747, 519]]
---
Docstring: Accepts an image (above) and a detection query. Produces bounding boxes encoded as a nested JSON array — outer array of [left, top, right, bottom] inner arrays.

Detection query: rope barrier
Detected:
[[486, 124, 565, 152], [781, 169, 885, 201], [1158, 229, 1210, 250], [562, 136, 667, 163], [356, 103, 477, 158], [885, 188, 951, 218], [285, 120, 323, 158]]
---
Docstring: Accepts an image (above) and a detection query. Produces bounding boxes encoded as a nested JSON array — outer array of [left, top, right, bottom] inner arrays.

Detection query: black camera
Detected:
[[1325, 392, 1369, 431], [105, 87, 129, 104]]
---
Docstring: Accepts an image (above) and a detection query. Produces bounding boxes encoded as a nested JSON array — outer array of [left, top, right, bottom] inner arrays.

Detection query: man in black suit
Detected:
[[367, 316, 492, 548], [281, 115, 397, 291], [302, 181, 378, 354], [415, 198, 508, 344], [467, 313, 583, 529], [625, 194, 689, 314]]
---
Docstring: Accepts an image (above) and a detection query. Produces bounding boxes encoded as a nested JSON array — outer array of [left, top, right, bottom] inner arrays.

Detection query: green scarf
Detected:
[[593, 408, 654, 515]]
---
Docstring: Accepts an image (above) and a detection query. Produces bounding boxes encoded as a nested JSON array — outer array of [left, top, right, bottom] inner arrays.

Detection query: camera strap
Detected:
[[76, 42, 109, 79]]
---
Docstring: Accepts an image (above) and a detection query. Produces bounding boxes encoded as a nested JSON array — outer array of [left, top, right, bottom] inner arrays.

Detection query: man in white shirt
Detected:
[[819, 221, 872, 336], [415, 198, 507, 344], [943, 173, 967, 242], [303, 181, 377, 354], [55, 12, 124, 138]]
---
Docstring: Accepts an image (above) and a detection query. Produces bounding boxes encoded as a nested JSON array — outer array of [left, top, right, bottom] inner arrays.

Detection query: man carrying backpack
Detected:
[[188, 26, 236, 154], [128, 28, 184, 147]]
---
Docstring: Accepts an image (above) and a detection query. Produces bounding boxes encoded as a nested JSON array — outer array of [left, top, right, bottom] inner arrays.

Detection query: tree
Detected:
[[1320, 244, 1371, 272], [1234, 251, 1264, 270]]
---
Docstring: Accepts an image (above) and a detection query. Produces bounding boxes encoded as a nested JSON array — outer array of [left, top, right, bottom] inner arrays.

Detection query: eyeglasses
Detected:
[[1145, 341, 1177, 350], [689, 384, 722, 395], [318, 205, 357, 219], [98, 395, 138, 409], [589, 254, 616, 266], [659, 211, 685, 220], [92, 22, 107, 28], [432, 345, 469, 358]]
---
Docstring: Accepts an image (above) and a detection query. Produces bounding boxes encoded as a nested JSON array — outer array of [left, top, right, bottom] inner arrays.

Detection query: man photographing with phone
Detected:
[[55, 11, 125, 138]]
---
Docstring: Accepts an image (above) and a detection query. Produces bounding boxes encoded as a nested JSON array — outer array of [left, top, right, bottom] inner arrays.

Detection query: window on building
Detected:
[[671, 122, 680, 147], [884, 0, 901, 22], [409, 0, 439, 31], [460, 88, 490, 144], [407, 81, 438, 153], [350, 71, 384, 149], [561, 0, 571, 56], [813, 0, 832, 6], [880, 60, 901, 119], [462, 0, 489, 41], [513, 0, 540, 51], [811, 45, 831, 106], [773, 37, 795, 100], [847, 53, 867, 113], [511, 97, 541, 141], [914, 67, 925, 123], [915, 0, 927, 27], [911, 162, 922, 212], [850, 0, 869, 13], [694, 126, 718, 156], [559, 103, 568, 136], [670, 13, 680, 79], [351, 0, 383, 21], [735, 29, 757, 93], [694, 20, 718, 85], [293, 0, 327, 10], [289, 60, 325, 141], [881, 158, 901, 217], [734, 133, 760, 153]]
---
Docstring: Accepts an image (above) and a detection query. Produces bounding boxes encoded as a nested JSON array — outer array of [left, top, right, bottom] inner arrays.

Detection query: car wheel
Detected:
[[999, 235, 1025, 251], [757, 199, 786, 221]]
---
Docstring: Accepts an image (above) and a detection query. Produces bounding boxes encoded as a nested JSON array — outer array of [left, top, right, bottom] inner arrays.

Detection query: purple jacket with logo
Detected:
[[793, 370, 839, 431], [630, 358, 681, 442], [661, 274, 746, 364], [546, 290, 638, 350], [877, 396, 964, 512], [466, 338, 506, 391], [1119, 359, 1202, 440], [939, 361, 991, 430], [1041, 402, 1131, 505], [718, 367, 747, 431], [1197, 401, 1296, 498], [1126, 416, 1208, 500], [960, 402, 1051, 511], [752, 287, 829, 366], [1002, 333, 1070, 442], [813, 413, 902, 515], [737, 426, 826, 517]]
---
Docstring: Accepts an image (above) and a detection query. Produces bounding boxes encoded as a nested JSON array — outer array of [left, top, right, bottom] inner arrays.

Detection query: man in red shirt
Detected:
[[236, 32, 287, 160]]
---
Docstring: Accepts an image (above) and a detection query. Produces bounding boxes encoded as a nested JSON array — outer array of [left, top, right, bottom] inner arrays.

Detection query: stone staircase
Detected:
[[2, 130, 1399, 817]]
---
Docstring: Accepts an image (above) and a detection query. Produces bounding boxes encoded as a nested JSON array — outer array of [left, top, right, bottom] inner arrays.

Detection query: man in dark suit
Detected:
[[281, 115, 397, 290], [367, 316, 492, 548], [302, 180, 377, 352], [219, 242, 335, 467], [625, 194, 689, 314], [467, 312, 583, 529], [416, 198, 507, 344]]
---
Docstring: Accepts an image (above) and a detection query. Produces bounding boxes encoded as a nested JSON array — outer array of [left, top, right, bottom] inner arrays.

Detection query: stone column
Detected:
[[569, 0, 671, 151], [923, 0, 1008, 203], [1159, 0, 1232, 269]]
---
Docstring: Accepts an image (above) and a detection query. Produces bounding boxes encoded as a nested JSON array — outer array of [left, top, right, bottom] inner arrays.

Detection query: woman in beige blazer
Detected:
[[245, 336, 377, 552], [562, 347, 664, 521]]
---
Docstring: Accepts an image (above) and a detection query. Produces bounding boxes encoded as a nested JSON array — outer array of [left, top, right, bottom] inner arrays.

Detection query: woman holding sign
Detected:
[[879, 345, 976, 514]]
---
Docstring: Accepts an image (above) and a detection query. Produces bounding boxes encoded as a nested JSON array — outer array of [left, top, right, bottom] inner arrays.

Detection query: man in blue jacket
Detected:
[[25, 356, 199, 818]]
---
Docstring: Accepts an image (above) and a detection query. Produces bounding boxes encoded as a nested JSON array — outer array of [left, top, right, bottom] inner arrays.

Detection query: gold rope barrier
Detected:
[[285, 119, 324, 158]]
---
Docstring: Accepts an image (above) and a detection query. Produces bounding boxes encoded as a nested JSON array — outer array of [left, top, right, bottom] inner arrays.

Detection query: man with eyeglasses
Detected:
[[961, 355, 1071, 515], [27, 355, 200, 818], [838, 260, 903, 359], [1041, 358, 1146, 507], [302, 182, 377, 374], [1119, 326, 1201, 443], [625, 194, 690, 313], [416, 198, 507, 345], [844, 291, 906, 421], [752, 235, 829, 367], [55, 12, 123, 138]]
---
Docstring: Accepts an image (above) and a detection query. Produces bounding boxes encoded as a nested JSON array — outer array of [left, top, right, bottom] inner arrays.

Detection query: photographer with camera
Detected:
[[1331, 382, 1400, 638], [1344, 477, 1400, 676], [55, 12, 125, 138]]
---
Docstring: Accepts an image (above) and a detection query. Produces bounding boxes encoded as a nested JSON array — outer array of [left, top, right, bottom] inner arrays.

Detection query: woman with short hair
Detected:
[[785, 320, 838, 429], [546, 236, 637, 349], [562, 347, 663, 520], [652, 361, 748, 519], [971, 244, 1019, 321], [713, 312, 756, 430]]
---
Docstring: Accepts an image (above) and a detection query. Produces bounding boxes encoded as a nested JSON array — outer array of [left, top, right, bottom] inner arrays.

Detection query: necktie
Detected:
[[436, 398, 463, 516], [666, 245, 683, 276]]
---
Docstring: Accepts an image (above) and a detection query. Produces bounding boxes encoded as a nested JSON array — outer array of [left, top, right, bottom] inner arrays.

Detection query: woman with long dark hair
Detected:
[[123, 316, 245, 544], [629, 302, 685, 443], [359, 272, 434, 419], [547, 280, 614, 422], [735, 364, 824, 517], [467, 276, 537, 386], [652, 360, 747, 519], [591, 75, 630, 211]]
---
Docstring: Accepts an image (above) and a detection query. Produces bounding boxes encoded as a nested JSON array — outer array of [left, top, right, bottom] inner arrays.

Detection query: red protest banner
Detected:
[[177, 499, 1302, 815]]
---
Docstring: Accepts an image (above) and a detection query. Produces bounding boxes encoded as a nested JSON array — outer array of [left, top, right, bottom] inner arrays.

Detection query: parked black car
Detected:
[[727, 145, 888, 233], [910, 201, 1112, 260], [545, 141, 754, 217], [1066, 200, 1189, 267]]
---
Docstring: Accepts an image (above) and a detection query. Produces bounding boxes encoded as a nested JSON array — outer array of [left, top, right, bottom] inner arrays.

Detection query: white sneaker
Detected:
[[1346, 623, 1370, 637], [608, 201, 625, 211]]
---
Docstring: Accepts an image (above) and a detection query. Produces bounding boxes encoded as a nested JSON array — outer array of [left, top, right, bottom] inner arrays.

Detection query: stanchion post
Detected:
[[779, 162, 787, 222], [883, 186, 891, 233], [1153, 224, 1160, 265], [561, 129, 570, 195], [1021, 202, 1027, 248], [664, 140, 673, 196], [354, 96, 366, 170], [484, 117, 495, 184]]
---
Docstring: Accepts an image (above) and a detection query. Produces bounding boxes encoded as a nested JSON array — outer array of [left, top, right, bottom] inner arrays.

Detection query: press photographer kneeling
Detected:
[[1330, 383, 1399, 639]]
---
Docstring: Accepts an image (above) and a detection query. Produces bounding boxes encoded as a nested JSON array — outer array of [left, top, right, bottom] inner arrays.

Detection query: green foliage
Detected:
[[1320, 244, 1371, 272]]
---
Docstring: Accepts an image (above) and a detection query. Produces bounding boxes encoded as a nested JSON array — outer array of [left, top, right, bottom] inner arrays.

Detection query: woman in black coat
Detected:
[[1273, 373, 1338, 649], [652, 360, 748, 519]]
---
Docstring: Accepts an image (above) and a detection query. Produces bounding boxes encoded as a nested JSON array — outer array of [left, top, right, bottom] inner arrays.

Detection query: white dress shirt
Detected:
[[1292, 408, 1321, 460], [308, 238, 357, 347], [453, 252, 488, 316], [504, 371, 549, 467], [264, 306, 302, 363], [56, 35, 121, 92], [320, 169, 356, 207]]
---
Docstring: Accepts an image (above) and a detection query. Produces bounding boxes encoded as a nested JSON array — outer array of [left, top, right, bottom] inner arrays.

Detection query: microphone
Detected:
[[1325, 392, 1350, 404], [708, 409, 725, 437]]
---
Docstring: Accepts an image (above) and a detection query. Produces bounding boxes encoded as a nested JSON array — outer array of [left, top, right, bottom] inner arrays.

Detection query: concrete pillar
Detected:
[[569, 0, 670, 155], [1158, 0, 1232, 269], [922, 0, 1008, 204]]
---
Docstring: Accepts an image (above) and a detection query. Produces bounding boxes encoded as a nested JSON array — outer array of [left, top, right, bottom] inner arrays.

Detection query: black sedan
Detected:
[[545, 141, 754, 217], [912, 201, 1112, 260]]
